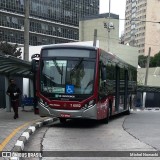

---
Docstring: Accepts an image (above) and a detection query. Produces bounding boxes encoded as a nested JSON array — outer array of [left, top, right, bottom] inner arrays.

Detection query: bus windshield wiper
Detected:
[[52, 58, 63, 76], [43, 73, 55, 81], [70, 58, 84, 74]]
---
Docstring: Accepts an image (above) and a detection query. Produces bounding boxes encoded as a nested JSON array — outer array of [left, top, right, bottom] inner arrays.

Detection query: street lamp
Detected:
[[103, 0, 114, 52]]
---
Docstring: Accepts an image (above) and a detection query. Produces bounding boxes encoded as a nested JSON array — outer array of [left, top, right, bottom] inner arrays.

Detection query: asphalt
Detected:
[[0, 105, 159, 159], [0, 106, 57, 159], [0, 106, 155, 151]]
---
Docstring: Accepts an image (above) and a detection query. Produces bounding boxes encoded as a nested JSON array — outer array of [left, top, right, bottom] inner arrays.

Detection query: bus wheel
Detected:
[[59, 118, 66, 123]]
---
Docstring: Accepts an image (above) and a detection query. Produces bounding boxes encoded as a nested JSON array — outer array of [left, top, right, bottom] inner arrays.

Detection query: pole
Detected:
[[144, 47, 151, 86], [24, 0, 30, 61], [93, 29, 97, 47], [109, 0, 111, 20], [5, 76, 11, 112], [108, 0, 111, 52], [142, 47, 151, 109]]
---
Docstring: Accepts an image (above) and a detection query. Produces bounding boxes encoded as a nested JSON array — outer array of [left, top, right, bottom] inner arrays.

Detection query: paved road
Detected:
[[23, 110, 160, 160], [123, 110, 160, 151]]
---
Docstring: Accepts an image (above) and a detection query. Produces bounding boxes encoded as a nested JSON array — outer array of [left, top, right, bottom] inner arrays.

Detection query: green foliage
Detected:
[[0, 41, 22, 58], [138, 55, 147, 68], [150, 51, 160, 67], [138, 51, 160, 68]]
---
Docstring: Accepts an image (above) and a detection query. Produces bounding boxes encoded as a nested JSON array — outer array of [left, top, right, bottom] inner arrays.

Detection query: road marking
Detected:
[[0, 118, 45, 151], [0, 122, 30, 151]]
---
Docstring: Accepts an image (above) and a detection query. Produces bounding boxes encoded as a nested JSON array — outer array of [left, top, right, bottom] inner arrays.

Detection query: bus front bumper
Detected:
[[38, 102, 97, 120]]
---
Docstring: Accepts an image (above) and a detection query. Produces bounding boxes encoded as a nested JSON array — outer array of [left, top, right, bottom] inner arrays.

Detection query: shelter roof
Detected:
[[0, 54, 33, 78]]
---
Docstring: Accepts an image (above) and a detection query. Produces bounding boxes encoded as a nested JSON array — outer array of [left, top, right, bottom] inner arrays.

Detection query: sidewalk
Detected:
[[0, 106, 54, 152]]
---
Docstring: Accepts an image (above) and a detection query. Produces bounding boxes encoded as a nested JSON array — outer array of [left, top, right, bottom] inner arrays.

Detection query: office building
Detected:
[[124, 0, 160, 56], [0, 0, 99, 46]]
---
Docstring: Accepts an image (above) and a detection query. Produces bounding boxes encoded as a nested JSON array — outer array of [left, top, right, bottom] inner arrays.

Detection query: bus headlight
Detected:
[[39, 98, 49, 108], [82, 99, 95, 110], [89, 99, 95, 106], [39, 98, 43, 103]]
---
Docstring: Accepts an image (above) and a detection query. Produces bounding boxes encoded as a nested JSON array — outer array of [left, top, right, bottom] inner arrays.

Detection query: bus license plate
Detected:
[[60, 113, 71, 118]]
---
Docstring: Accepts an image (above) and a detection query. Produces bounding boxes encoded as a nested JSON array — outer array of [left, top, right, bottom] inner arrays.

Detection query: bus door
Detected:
[[115, 66, 120, 112], [119, 67, 126, 112]]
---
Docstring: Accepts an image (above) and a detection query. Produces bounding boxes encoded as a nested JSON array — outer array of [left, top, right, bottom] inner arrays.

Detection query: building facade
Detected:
[[124, 0, 160, 56], [0, 0, 99, 46]]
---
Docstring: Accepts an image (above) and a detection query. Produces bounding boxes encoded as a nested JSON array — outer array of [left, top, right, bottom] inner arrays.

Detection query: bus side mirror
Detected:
[[31, 59, 39, 72], [31, 54, 40, 72]]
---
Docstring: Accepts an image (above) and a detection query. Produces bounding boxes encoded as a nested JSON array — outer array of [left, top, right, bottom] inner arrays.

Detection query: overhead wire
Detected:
[[104, 17, 160, 24], [94, 35, 160, 48]]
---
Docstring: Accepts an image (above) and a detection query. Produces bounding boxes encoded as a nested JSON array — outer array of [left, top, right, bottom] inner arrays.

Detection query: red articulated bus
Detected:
[[32, 44, 137, 123]]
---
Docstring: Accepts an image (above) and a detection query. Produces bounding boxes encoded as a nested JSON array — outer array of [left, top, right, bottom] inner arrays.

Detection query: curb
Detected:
[[131, 108, 160, 112], [144, 108, 160, 111], [10, 117, 57, 160], [131, 109, 142, 112]]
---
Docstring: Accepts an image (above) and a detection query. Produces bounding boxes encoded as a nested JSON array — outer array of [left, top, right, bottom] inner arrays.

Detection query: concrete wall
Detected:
[[137, 67, 160, 87], [79, 14, 138, 68], [100, 41, 138, 67], [79, 16, 119, 45]]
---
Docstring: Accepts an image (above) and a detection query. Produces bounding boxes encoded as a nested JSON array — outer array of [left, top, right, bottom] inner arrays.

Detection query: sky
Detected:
[[100, 0, 126, 35]]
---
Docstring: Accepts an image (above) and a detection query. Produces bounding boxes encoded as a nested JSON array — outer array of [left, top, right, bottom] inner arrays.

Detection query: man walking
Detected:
[[6, 79, 21, 119]]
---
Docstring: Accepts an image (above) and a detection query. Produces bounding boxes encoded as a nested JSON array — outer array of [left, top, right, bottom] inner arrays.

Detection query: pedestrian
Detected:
[[6, 79, 21, 119]]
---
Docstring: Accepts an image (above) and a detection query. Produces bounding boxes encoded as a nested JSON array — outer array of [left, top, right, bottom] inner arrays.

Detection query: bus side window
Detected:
[[106, 63, 115, 94], [101, 65, 107, 81], [99, 64, 107, 97]]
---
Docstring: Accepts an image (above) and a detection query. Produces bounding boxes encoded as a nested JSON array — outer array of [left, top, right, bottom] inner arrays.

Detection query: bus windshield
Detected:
[[40, 58, 95, 97]]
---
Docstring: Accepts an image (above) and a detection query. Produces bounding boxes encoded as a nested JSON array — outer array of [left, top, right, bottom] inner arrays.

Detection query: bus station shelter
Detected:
[[0, 54, 32, 78], [0, 54, 33, 111], [137, 85, 160, 108]]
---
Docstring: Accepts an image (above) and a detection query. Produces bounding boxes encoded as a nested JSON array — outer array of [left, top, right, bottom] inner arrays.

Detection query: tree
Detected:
[[0, 41, 22, 58], [138, 51, 160, 68], [150, 51, 160, 67], [138, 55, 147, 68]]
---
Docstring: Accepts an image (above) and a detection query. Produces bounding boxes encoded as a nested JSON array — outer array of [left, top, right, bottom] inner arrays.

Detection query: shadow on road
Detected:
[[49, 112, 132, 128], [50, 119, 101, 128]]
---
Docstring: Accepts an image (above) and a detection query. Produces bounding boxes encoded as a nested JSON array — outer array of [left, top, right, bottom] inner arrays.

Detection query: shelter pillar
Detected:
[[5, 76, 11, 112]]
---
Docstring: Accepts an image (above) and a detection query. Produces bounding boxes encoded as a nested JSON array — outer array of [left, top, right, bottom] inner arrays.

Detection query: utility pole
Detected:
[[104, 0, 111, 52], [93, 29, 97, 47], [144, 47, 151, 86], [108, 0, 111, 52], [142, 47, 151, 109], [24, 0, 31, 103], [24, 0, 30, 61]]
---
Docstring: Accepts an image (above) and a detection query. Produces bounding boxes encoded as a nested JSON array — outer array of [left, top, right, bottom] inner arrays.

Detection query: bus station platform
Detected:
[[0, 106, 57, 153]]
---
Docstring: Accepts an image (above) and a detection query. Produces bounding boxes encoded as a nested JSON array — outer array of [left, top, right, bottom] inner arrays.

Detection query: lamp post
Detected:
[[104, 0, 112, 52], [108, 0, 111, 52], [142, 47, 151, 109]]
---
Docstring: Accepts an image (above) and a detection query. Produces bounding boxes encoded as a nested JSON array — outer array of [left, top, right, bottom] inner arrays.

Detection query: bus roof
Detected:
[[41, 44, 98, 51]]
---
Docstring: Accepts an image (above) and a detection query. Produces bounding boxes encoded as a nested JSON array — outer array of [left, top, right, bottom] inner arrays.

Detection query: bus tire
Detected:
[[59, 118, 66, 123]]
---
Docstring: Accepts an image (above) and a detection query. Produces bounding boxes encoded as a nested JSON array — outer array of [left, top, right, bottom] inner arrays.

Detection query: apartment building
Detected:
[[0, 0, 99, 46], [124, 0, 160, 56]]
